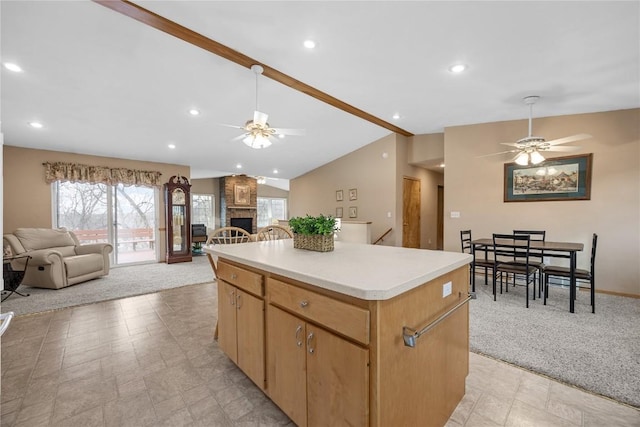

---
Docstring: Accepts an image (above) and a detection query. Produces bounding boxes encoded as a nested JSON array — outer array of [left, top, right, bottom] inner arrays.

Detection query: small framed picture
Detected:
[[336, 207, 343, 218], [336, 190, 344, 201], [349, 206, 357, 218], [349, 188, 357, 201]]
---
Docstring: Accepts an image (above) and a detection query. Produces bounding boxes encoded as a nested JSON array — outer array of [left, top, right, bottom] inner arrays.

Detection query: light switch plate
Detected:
[[443, 281, 452, 298], [450, 211, 460, 218]]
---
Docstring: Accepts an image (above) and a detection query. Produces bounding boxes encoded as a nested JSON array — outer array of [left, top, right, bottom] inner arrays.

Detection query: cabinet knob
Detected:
[[236, 293, 242, 309], [307, 332, 315, 354], [299, 300, 309, 308], [295, 325, 303, 347], [231, 273, 237, 279]]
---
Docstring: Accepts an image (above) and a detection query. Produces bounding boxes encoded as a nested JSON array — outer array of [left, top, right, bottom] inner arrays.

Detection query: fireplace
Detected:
[[231, 218, 253, 235]]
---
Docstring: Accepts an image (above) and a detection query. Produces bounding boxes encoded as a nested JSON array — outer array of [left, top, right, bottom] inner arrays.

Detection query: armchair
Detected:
[[3, 228, 113, 289]]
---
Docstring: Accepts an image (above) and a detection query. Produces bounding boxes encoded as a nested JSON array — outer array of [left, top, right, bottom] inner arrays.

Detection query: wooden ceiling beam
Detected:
[[93, 0, 414, 137]]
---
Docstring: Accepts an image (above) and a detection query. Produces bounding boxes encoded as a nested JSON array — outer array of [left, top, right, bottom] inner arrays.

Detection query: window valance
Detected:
[[43, 162, 163, 187]]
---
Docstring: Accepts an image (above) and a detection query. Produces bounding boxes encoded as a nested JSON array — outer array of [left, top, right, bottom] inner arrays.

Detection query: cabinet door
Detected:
[[267, 305, 307, 427], [217, 281, 238, 363], [236, 289, 265, 390], [306, 326, 369, 427]]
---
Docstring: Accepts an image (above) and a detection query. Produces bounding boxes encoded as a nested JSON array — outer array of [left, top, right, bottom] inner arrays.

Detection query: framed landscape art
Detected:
[[504, 153, 593, 202]]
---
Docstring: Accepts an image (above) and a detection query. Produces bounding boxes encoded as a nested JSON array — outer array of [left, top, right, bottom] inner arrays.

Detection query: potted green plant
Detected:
[[288, 214, 338, 252]]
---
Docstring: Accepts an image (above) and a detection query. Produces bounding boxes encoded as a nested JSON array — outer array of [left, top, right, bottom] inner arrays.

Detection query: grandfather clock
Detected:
[[165, 175, 192, 264]]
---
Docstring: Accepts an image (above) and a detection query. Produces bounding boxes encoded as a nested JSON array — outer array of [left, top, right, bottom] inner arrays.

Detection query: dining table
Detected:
[[471, 238, 584, 313]]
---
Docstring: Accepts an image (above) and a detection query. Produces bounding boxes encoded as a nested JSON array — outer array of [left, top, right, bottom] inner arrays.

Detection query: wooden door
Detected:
[[217, 281, 238, 363], [236, 289, 265, 390], [266, 305, 308, 427], [306, 325, 369, 427], [402, 177, 421, 248]]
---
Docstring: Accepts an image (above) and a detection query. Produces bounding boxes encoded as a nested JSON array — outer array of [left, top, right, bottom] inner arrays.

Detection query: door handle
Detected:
[[307, 332, 315, 354], [295, 325, 303, 347]]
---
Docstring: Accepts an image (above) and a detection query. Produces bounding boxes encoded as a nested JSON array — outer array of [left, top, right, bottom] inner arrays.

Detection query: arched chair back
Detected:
[[257, 225, 293, 241]]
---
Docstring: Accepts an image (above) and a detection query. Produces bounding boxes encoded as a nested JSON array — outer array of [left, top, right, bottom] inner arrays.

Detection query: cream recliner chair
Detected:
[[3, 228, 113, 289]]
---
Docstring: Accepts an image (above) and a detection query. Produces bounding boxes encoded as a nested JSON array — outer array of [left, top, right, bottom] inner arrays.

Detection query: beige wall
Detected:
[[3, 145, 190, 259], [290, 134, 443, 248], [443, 108, 640, 296]]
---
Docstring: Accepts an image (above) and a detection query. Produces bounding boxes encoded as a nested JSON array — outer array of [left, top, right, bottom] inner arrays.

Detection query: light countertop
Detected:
[[204, 240, 472, 300]]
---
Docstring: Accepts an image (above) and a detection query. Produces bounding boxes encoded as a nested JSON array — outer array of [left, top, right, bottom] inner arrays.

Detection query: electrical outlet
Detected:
[[443, 281, 452, 298]]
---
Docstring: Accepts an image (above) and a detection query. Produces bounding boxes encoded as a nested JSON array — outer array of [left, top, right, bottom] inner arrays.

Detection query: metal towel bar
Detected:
[[402, 293, 472, 348], [0, 311, 15, 336]]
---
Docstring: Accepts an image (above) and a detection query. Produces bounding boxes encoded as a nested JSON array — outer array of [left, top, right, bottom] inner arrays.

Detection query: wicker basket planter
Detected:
[[293, 233, 334, 252]]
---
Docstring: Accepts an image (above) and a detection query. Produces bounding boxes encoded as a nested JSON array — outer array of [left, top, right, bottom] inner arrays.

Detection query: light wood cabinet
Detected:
[[267, 304, 368, 427], [216, 261, 265, 390], [213, 254, 470, 427]]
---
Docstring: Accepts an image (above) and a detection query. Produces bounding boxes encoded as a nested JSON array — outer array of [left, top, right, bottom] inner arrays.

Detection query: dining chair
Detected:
[[513, 230, 546, 298], [256, 225, 293, 241], [205, 226, 253, 279], [492, 233, 538, 308], [543, 233, 597, 313], [460, 230, 494, 292]]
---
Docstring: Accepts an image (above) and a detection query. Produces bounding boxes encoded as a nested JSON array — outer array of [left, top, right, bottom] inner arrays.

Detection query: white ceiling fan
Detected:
[[480, 96, 591, 165], [224, 64, 305, 149]]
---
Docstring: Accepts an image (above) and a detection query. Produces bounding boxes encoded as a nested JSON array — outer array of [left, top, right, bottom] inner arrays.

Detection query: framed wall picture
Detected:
[[349, 206, 357, 218], [349, 188, 357, 201], [504, 153, 593, 202], [336, 190, 344, 201], [336, 207, 343, 218], [234, 184, 251, 205]]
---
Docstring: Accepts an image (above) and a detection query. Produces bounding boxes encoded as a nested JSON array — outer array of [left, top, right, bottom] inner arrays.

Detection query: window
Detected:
[[53, 181, 158, 265], [192, 194, 215, 229], [257, 197, 287, 228]]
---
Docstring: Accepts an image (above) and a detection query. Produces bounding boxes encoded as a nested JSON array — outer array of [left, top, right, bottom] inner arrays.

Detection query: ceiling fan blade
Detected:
[[500, 142, 519, 147], [254, 111, 268, 126], [231, 133, 247, 142], [477, 149, 520, 158], [546, 145, 581, 152], [546, 133, 592, 146], [272, 127, 306, 136], [219, 123, 246, 130]]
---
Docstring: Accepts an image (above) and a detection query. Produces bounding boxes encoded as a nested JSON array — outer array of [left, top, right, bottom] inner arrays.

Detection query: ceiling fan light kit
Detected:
[[481, 95, 591, 165], [225, 64, 304, 150]]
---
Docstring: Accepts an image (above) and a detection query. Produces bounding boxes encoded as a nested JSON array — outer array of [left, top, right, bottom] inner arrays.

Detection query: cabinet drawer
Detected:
[[268, 278, 370, 345], [217, 261, 264, 297]]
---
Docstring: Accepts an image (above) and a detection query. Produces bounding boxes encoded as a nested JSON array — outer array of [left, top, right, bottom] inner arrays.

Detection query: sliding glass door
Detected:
[[54, 182, 158, 265]]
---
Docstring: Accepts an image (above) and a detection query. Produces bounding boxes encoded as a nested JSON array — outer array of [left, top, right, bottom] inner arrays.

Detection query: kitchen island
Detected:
[[205, 240, 472, 427]]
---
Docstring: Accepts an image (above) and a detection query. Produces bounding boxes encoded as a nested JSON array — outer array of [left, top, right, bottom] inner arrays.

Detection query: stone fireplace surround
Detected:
[[219, 175, 257, 234]]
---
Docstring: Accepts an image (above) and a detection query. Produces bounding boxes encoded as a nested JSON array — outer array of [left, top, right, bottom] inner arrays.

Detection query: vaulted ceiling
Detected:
[[2, 1, 638, 190]]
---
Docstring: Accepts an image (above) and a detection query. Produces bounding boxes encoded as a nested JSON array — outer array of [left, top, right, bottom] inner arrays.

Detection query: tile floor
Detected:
[[1, 283, 638, 427]]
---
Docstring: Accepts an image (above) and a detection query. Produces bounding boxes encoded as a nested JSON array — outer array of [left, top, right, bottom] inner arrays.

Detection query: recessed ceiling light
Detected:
[[303, 40, 316, 49], [4, 63, 22, 72], [168, 144, 176, 149], [448, 64, 467, 73], [392, 113, 400, 120], [236, 163, 242, 169], [28, 121, 43, 129], [188, 109, 200, 116], [273, 169, 279, 174]]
